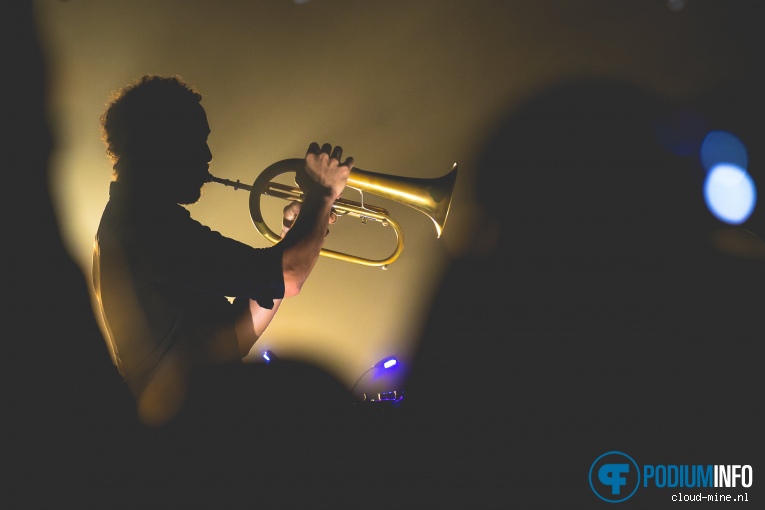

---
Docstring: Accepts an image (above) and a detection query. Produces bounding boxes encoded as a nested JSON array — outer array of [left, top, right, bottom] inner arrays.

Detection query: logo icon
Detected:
[[589, 451, 641, 503]]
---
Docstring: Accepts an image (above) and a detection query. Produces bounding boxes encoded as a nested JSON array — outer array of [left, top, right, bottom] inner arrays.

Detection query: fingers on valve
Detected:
[[283, 201, 301, 221]]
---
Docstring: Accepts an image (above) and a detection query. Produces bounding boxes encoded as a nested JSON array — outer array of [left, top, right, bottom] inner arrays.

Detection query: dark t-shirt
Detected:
[[93, 181, 285, 392]]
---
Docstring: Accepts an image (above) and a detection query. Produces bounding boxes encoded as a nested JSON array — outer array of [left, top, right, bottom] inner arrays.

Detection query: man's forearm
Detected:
[[278, 191, 335, 296]]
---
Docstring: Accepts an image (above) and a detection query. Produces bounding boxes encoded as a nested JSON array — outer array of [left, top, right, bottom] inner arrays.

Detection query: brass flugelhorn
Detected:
[[208, 158, 458, 268]]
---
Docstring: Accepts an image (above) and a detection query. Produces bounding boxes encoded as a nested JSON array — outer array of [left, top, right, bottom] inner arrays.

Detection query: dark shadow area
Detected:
[[400, 76, 763, 506], [11, 3, 375, 507], [12, 2, 140, 507]]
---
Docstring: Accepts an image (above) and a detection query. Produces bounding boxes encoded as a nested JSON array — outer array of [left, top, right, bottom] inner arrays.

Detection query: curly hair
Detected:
[[100, 75, 203, 177]]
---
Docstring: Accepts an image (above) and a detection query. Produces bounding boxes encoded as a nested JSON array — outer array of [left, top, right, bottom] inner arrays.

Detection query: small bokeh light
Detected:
[[375, 356, 398, 369], [700, 130, 748, 172], [704, 164, 757, 225], [667, 0, 686, 12], [698, 130, 756, 224], [261, 349, 280, 364]]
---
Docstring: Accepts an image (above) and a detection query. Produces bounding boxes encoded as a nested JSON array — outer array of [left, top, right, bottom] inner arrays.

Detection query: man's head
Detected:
[[100, 75, 212, 204]]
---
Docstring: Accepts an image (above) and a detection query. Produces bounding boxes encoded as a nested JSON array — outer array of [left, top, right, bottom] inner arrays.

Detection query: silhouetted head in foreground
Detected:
[[405, 78, 763, 436], [472, 79, 716, 258], [100, 75, 212, 204]]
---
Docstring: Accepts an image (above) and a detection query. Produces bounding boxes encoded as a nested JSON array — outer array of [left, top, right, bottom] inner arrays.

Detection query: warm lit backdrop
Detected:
[[34, 0, 757, 390]]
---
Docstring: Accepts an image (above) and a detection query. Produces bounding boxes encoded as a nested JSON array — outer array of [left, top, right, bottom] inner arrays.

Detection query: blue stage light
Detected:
[[262, 349, 278, 364], [351, 356, 404, 400], [375, 357, 398, 369]]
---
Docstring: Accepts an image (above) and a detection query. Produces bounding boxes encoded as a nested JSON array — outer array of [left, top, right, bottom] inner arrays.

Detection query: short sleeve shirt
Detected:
[[93, 181, 285, 390]]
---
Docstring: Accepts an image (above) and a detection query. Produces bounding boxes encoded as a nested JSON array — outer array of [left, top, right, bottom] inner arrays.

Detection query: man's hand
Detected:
[[281, 201, 337, 237], [278, 143, 351, 297], [298, 142, 353, 200]]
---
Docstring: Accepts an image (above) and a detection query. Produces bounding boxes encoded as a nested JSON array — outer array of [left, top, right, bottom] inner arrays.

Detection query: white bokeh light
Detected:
[[703, 164, 757, 224]]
